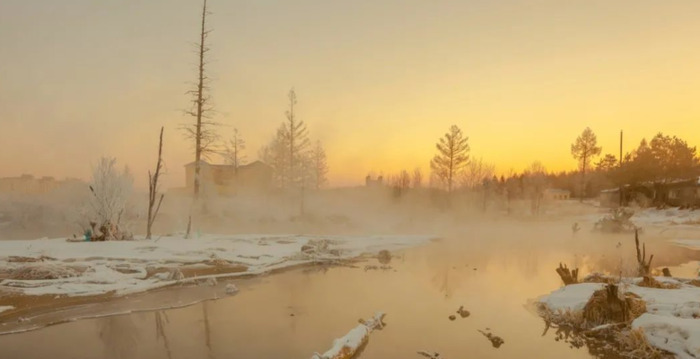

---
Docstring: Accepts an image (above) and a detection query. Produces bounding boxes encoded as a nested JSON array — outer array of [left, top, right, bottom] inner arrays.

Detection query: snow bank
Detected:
[[0, 234, 434, 298], [538, 283, 604, 312], [633, 208, 700, 227], [674, 239, 700, 251], [633, 314, 700, 359], [0, 306, 13, 314], [538, 279, 700, 358]]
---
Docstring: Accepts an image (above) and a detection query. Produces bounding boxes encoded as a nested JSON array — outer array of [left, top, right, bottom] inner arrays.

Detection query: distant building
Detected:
[[184, 160, 273, 195], [543, 188, 570, 200], [0, 175, 82, 195], [600, 178, 700, 208], [365, 175, 384, 188]]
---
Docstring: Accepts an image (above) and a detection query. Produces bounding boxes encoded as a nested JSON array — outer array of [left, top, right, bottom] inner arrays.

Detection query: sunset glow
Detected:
[[2, 1, 700, 188]]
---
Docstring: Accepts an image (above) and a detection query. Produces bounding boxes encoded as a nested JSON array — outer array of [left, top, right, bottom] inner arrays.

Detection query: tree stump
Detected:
[[634, 230, 653, 277], [556, 263, 579, 285]]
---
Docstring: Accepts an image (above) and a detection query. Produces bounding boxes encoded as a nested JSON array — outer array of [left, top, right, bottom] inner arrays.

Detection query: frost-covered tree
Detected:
[[88, 157, 133, 240], [282, 88, 311, 187], [311, 140, 328, 190], [223, 128, 246, 173], [430, 125, 470, 192], [261, 88, 312, 190], [571, 127, 601, 200]]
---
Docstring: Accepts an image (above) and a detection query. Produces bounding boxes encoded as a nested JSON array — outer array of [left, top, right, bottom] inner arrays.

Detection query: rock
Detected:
[[457, 306, 470, 318], [448, 315, 456, 321], [378, 250, 392, 265]]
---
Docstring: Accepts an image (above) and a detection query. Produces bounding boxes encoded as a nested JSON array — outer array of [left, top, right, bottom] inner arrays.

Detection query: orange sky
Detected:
[[1, 0, 700, 188]]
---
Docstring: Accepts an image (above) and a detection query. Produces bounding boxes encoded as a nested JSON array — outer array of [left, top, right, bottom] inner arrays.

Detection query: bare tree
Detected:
[[390, 170, 411, 197], [311, 140, 328, 190], [146, 127, 165, 240], [430, 125, 470, 192], [523, 161, 548, 215], [223, 127, 246, 173], [412, 167, 423, 188], [460, 157, 495, 190], [571, 127, 601, 201], [182, 0, 218, 200]]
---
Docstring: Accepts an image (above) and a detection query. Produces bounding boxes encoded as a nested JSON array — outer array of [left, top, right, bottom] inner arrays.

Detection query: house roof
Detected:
[[184, 160, 272, 170]]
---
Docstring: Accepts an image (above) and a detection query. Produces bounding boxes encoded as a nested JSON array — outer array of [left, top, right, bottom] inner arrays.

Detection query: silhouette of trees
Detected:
[[571, 127, 601, 200], [620, 133, 699, 184], [596, 154, 618, 173], [412, 168, 423, 188], [460, 157, 495, 190], [430, 125, 470, 192], [523, 161, 548, 215]]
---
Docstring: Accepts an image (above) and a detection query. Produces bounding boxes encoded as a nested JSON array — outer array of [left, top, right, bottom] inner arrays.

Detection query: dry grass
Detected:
[[616, 328, 670, 359], [637, 276, 681, 289], [582, 273, 617, 284], [7, 265, 82, 280]]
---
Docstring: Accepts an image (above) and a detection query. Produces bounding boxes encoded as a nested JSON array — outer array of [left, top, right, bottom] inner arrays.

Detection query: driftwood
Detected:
[[634, 230, 653, 277], [311, 312, 386, 359], [556, 263, 579, 285]]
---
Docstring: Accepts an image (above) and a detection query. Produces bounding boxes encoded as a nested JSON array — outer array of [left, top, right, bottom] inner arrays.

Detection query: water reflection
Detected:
[[1, 221, 698, 359], [98, 316, 139, 359]]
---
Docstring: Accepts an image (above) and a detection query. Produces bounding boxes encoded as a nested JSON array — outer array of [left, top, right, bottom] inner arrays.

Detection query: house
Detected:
[[543, 188, 570, 200], [599, 178, 700, 208], [0, 175, 82, 195], [184, 160, 273, 195], [659, 178, 700, 207]]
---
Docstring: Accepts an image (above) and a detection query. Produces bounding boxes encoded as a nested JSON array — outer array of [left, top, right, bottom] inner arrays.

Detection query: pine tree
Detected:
[[571, 127, 601, 200], [430, 125, 470, 192]]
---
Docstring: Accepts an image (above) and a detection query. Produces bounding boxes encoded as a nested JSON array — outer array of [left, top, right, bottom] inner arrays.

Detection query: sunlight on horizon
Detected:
[[1, 0, 700, 188]]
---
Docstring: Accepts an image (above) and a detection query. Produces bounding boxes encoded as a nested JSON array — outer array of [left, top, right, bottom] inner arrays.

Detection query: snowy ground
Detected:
[[0, 234, 435, 298], [538, 278, 700, 358]]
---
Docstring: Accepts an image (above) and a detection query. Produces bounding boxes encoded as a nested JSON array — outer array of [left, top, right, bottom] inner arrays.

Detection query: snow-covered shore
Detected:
[[537, 277, 700, 358], [0, 234, 435, 298]]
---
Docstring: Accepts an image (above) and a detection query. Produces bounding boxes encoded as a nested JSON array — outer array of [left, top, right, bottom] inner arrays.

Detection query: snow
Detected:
[[0, 234, 434, 298], [312, 323, 369, 359], [311, 312, 385, 359], [674, 239, 700, 251], [0, 306, 14, 314], [633, 314, 700, 359], [538, 279, 700, 358], [537, 283, 604, 312], [632, 208, 700, 226]]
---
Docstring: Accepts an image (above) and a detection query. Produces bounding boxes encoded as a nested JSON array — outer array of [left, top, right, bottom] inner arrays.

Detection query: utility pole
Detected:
[[619, 130, 623, 207]]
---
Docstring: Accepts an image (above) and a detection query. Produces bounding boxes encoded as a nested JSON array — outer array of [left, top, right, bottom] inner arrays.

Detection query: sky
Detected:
[[1, 0, 700, 188]]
